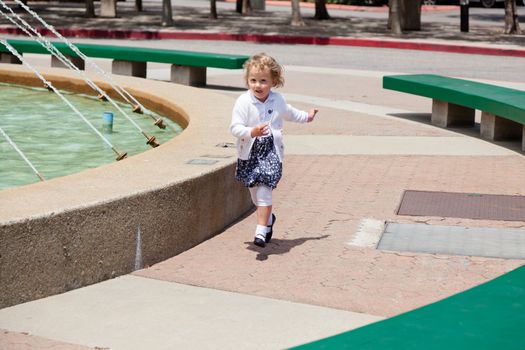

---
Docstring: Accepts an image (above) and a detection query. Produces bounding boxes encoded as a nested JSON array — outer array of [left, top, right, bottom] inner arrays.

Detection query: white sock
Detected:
[[255, 225, 267, 240], [267, 214, 273, 226]]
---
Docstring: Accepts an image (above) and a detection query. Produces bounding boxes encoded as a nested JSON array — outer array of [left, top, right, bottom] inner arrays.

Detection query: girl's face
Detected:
[[247, 67, 274, 102]]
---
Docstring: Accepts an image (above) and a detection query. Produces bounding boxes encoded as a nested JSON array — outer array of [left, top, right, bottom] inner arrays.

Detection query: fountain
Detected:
[[0, 1, 252, 309], [0, 0, 187, 185]]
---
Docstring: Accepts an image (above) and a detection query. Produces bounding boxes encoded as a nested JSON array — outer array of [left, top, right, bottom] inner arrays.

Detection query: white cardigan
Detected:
[[230, 90, 309, 161]]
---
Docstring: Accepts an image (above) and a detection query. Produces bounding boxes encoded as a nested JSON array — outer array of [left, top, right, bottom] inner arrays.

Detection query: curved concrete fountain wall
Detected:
[[0, 64, 252, 309]]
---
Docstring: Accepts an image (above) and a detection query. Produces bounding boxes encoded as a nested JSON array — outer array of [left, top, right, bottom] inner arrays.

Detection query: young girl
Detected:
[[230, 53, 318, 248]]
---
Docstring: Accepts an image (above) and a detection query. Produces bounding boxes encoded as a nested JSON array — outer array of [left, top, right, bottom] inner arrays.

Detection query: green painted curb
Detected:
[[291, 265, 525, 349]]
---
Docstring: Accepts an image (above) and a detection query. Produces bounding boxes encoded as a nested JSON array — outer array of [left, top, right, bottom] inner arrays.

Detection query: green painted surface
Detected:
[[291, 265, 525, 349], [1, 39, 248, 69], [383, 74, 525, 125]]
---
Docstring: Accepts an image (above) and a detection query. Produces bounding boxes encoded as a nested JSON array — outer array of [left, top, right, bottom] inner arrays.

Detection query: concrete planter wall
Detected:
[[0, 64, 252, 309]]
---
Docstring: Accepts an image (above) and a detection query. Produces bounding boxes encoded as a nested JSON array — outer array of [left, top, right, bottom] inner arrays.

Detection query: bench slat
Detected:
[[383, 74, 525, 125], [1, 39, 248, 69]]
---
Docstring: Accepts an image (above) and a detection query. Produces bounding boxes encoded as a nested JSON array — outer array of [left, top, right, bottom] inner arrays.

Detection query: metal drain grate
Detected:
[[397, 190, 525, 222], [378, 223, 525, 259]]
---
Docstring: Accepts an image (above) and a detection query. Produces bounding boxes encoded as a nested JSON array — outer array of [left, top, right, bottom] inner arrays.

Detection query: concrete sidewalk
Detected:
[[0, 276, 383, 349], [1, 63, 524, 349], [1, 1, 525, 349]]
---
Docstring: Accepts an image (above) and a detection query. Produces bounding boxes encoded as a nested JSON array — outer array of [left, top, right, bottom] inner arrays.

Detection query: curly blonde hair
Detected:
[[243, 53, 284, 88]]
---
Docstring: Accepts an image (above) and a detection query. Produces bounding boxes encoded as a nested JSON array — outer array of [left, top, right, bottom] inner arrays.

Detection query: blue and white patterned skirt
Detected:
[[235, 135, 282, 189]]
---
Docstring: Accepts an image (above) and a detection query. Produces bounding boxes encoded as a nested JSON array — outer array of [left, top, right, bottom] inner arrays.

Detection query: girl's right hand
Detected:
[[251, 123, 269, 137]]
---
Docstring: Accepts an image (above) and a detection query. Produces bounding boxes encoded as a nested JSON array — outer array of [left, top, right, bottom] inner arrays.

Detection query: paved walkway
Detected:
[[1, 1, 525, 349]]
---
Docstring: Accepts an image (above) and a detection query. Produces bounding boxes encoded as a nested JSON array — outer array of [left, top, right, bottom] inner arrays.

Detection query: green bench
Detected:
[[0, 39, 249, 86], [383, 74, 525, 151]]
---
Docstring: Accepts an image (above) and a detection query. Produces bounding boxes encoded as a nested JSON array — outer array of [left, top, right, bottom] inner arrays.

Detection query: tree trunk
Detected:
[[314, 0, 330, 20], [236, 0, 242, 13], [402, 0, 421, 30], [85, 0, 95, 18], [162, 0, 173, 26], [210, 0, 217, 19], [504, 0, 521, 34], [388, 0, 421, 33], [242, 0, 252, 15], [135, 0, 143, 12], [291, 0, 305, 26], [388, 0, 402, 35]]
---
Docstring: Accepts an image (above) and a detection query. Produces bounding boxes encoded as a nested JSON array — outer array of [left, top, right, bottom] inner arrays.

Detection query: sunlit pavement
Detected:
[[0, 1, 524, 349]]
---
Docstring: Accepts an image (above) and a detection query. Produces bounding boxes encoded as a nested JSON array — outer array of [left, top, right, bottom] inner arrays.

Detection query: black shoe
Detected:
[[254, 237, 266, 248], [265, 214, 276, 243]]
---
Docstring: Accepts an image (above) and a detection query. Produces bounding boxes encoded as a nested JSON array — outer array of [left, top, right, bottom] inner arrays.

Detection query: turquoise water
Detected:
[[0, 83, 183, 190]]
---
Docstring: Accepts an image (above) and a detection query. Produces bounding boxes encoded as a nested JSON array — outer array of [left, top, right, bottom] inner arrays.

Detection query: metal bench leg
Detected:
[[51, 55, 85, 70], [170, 65, 206, 87], [112, 60, 147, 78], [431, 99, 475, 127], [481, 111, 523, 141], [0, 53, 21, 64]]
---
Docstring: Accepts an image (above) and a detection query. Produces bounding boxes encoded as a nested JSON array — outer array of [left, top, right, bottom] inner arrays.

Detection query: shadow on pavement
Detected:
[[245, 234, 330, 261]]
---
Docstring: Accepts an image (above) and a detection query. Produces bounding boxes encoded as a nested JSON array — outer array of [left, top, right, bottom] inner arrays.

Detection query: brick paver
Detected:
[[0, 330, 96, 350], [135, 154, 524, 317], [134, 68, 525, 318]]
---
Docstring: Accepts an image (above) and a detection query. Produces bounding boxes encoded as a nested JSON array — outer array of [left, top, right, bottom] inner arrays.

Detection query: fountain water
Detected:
[[0, 82, 181, 189], [0, 125, 45, 181], [10, 0, 167, 130], [134, 226, 144, 271], [0, 0, 164, 147], [0, 38, 128, 161]]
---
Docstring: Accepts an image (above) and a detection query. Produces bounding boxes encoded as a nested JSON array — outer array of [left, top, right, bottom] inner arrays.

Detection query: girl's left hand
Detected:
[[307, 108, 319, 123]]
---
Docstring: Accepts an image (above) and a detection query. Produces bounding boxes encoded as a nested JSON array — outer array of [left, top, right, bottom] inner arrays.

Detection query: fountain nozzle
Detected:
[[116, 152, 128, 161], [111, 146, 127, 161], [132, 104, 143, 114], [154, 118, 167, 129], [146, 136, 160, 148]]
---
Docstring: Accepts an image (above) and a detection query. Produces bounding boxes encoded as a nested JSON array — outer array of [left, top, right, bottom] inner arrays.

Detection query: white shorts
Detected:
[[249, 185, 273, 206]]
